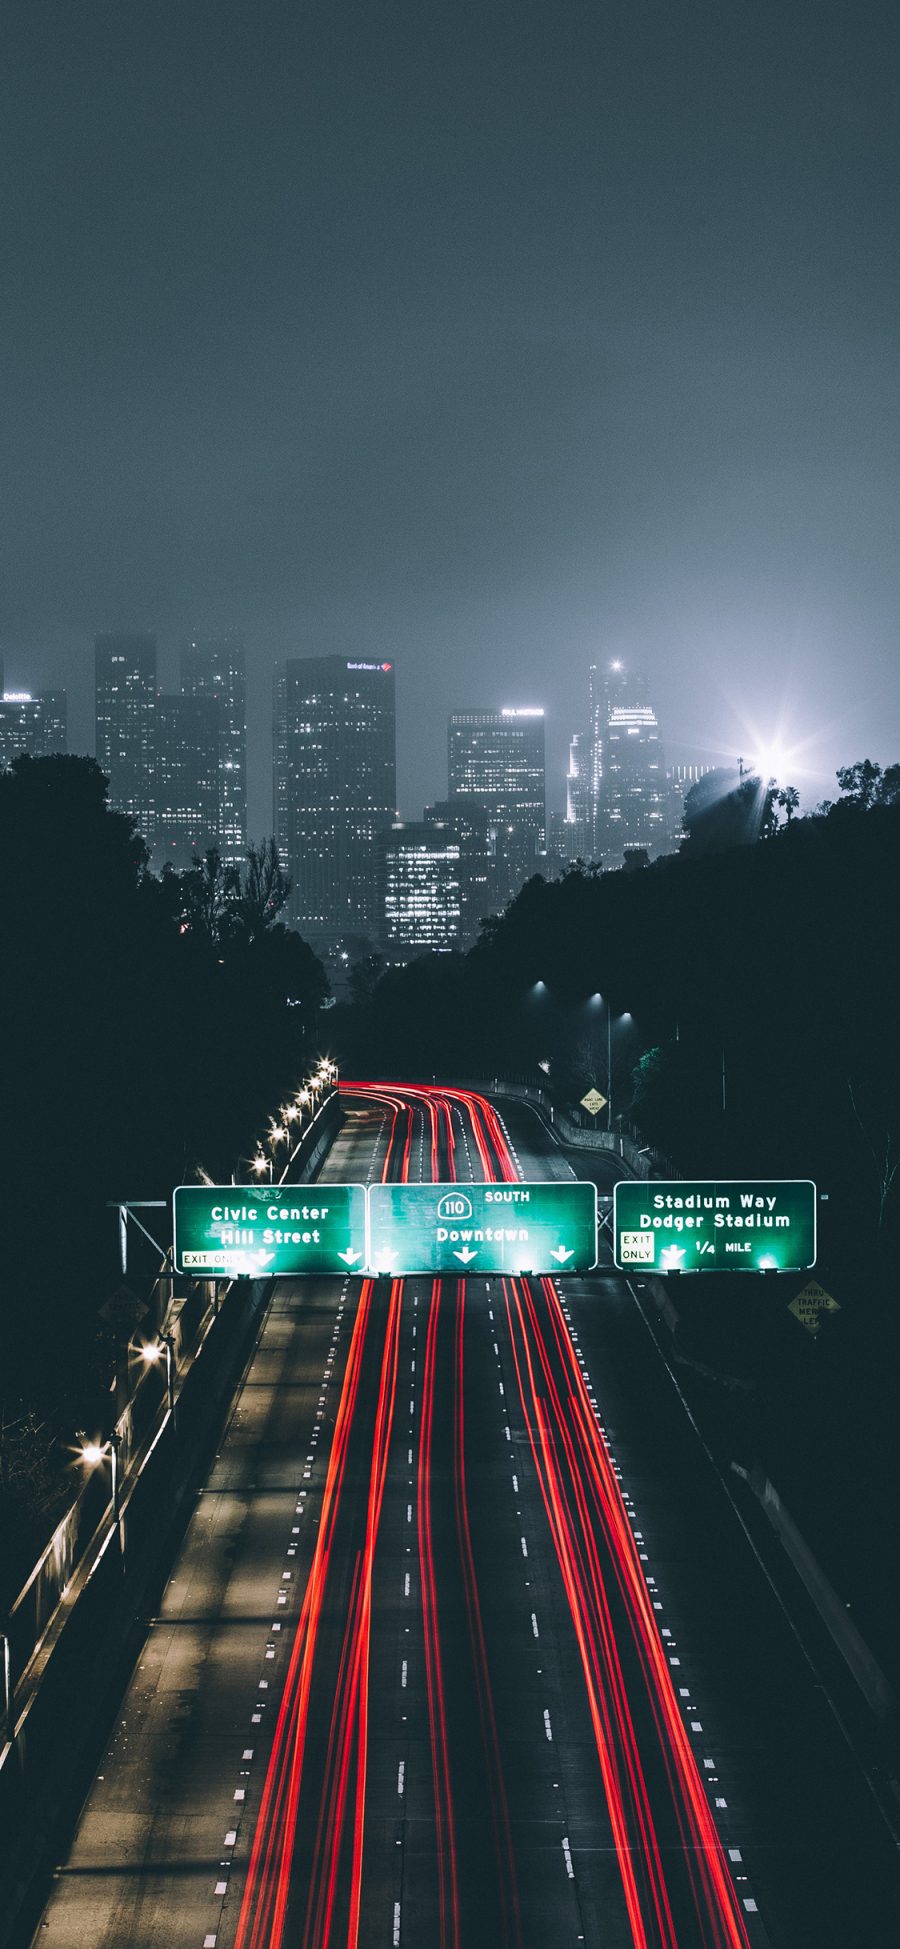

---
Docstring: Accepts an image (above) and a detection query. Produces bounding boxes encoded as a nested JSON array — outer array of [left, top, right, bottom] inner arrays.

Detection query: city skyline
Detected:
[[0, 631, 836, 844]]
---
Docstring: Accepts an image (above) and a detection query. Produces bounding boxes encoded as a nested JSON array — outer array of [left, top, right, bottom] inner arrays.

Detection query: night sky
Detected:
[[3, 0, 899, 831]]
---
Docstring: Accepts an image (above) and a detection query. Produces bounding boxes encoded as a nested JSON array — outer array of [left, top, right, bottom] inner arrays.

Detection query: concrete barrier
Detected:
[[0, 1089, 341, 1949]]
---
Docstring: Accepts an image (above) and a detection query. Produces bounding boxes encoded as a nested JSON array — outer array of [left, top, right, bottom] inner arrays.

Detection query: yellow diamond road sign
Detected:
[[580, 1088, 607, 1115], [788, 1279, 840, 1336]]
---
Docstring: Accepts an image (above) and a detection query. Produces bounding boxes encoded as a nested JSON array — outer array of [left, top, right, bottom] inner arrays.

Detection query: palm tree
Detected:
[[777, 785, 800, 826]]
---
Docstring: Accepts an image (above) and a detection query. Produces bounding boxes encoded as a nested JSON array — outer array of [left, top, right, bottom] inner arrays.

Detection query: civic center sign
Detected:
[[173, 1185, 367, 1277]]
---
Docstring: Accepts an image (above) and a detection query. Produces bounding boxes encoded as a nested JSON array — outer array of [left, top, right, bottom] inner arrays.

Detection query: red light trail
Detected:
[[232, 1080, 754, 1948]]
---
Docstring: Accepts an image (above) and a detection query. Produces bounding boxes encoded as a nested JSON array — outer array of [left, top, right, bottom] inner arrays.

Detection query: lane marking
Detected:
[[562, 1836, 575, 1880]]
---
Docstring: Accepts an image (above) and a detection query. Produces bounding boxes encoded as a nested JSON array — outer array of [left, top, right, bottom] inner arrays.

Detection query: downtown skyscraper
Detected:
[[154, 693, 221, 869], [447, 707, 546, 904], [94, 632, 157, 836], [589, 661, 666, 862], [181, 632, 248, 866], [274, 655, 397, 942], [0, 684, 67, 768]]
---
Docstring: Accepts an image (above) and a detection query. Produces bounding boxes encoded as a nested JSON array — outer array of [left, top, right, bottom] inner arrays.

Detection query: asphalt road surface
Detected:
[[29, 1085, 900, 1948]]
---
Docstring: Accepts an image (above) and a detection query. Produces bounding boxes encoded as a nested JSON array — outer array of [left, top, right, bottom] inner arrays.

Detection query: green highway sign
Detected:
[[173, 1184, 367, 1278], [613, 1179, 817, 1274], [367, 1181, 597, 1276]]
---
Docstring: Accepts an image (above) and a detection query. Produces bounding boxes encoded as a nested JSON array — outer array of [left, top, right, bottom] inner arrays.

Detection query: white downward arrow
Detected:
[[551, 1246, 575, 1264], [454, 1246, 478, 1265], [255, 1250, 275, 1268], [338, 1248, 361, 1266]]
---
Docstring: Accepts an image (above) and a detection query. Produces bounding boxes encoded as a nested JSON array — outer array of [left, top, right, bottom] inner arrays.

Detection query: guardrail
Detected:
[[446, 1074, 680, 1180], [0, 1087, 342, 1947], [1, 1087, 340, 1738]]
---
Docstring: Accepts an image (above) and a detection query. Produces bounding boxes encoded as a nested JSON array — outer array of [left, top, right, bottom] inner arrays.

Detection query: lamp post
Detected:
[[142, 1333, 176, 1426], [79, 1433, 123, 1541], [589, 993, 632, 1131]]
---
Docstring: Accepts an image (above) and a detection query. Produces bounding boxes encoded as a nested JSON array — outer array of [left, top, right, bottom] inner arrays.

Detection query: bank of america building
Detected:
[[274, 656, 397, 941]]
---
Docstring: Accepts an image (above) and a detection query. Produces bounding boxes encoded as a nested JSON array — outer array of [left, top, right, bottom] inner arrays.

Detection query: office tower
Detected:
[[424, 798, 496, 946], [560, 729, 591, 861], [447, 708, 546, 904], [155, 695, 221, 869], [181, 633, 247, 866], [380, 819, 462, 954], [95, 633, 157, 835], [589, 661, 666, 862], [273, 656, 396, 940], [0, 689, 68, 767]]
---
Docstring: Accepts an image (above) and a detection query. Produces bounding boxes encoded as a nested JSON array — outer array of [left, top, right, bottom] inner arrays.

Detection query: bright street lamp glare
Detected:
[[80, 1442, 104, 1467], [141, 1341, 163, 1364]]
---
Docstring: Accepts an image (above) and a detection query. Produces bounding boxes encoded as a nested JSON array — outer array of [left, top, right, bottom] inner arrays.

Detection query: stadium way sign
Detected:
[[613, 1179, 817, 1274], [367, 1181, 597, 1276], [173, 1184, 367, 1277]]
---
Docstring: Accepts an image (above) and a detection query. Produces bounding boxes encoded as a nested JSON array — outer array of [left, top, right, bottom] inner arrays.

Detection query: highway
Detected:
[[30, 1085, 900, 1947]]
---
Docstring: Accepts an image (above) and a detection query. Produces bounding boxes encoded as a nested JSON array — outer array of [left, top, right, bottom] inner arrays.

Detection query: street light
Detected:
[[78, 1432, 122, 1527], [589, 994, 632, 1130], [142, 1333, 176, 1424]]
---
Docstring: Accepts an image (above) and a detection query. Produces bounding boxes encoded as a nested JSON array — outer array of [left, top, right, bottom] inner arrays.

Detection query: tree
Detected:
[[847, 1075, 900, 1241], [680, 770, 779, 857], [235, 839, 291, 941], [835, 760, 883, 808], [178, 848, 240, 944], [777, 785, 800, 825], [349, 952, 385, 1008]]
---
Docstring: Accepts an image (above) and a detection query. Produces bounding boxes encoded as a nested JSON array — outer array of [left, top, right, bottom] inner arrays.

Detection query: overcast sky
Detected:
[[3, 0, 899, 829]]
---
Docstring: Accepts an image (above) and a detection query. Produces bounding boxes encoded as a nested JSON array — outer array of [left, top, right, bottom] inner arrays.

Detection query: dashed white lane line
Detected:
[[397, 1760, 405, 1796], [393, 1900, 401, 1945], [531, 1612, 540, 1638], [543, 1708, 553, 1741], [562, 1836, 575, 1880]]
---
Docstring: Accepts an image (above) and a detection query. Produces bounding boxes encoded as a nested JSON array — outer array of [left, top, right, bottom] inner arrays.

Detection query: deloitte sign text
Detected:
[[613, 1179, 817, 1274]]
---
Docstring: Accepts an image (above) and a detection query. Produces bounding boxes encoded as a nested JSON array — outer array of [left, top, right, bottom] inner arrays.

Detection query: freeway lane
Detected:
[[28, 1105, 388, 1949], [496, 1094, 900, 1947], [29, 1084, 900, 1947]]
